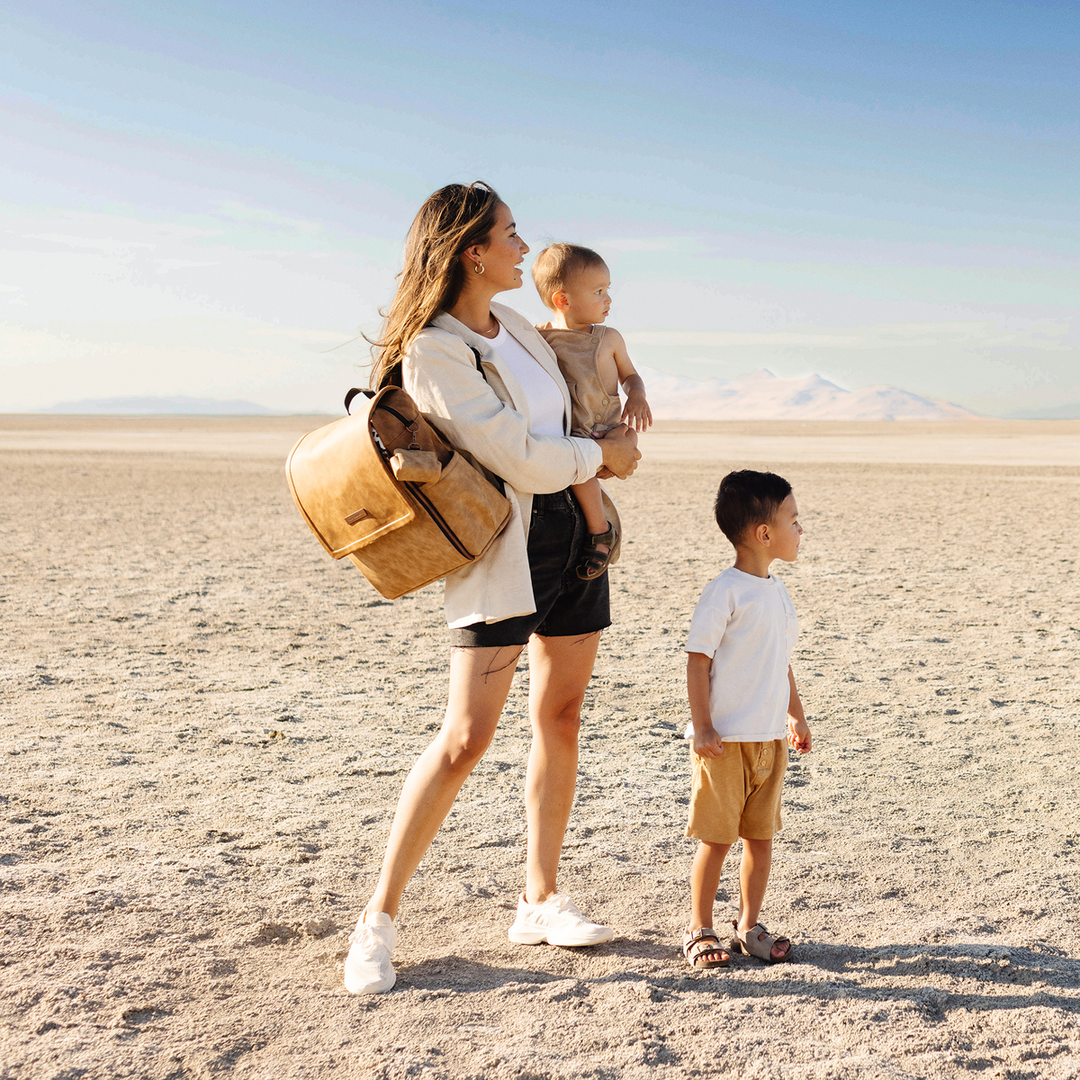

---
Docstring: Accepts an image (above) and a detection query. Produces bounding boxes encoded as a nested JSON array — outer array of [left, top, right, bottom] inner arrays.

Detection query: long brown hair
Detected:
[[370, 181, 503, 388]]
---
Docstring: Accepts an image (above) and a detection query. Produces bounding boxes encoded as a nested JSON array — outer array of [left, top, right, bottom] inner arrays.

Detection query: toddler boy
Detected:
[[532, 243, 651, 581], [682, 470, 812, 969]]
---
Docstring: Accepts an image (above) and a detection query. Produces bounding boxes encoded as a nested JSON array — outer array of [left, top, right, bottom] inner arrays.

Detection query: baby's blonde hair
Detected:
[[531, 242, 607, 311]]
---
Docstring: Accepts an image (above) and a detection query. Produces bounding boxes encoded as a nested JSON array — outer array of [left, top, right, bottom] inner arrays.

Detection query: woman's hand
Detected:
[[597, 424, 640, 479]]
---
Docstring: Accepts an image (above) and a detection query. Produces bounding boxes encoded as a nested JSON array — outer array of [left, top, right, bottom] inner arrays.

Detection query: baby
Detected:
[[532, 243, 652, 580]]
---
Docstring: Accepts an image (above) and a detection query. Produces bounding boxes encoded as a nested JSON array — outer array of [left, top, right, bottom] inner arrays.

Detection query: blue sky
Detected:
[[2, 0, 1077, 413]]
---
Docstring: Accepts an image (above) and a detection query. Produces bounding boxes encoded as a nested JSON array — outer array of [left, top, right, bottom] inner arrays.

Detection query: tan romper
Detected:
[[536, 324, 621, 438]]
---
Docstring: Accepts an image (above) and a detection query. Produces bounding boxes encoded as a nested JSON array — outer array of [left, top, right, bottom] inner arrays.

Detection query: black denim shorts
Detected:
[[449, 489, 611, 648]]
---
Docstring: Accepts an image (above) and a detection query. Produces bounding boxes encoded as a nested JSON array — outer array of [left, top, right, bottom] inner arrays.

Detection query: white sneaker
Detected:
[[343, 911, 397, 994], [507, 892, 614, 947]]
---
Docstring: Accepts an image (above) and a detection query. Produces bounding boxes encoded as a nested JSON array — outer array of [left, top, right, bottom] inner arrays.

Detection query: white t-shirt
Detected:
[[684, 567, 799, 742], [490, 323, 566, 437]]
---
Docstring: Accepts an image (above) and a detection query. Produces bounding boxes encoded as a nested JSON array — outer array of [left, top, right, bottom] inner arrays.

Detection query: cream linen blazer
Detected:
[[403, 302, 607, 628]]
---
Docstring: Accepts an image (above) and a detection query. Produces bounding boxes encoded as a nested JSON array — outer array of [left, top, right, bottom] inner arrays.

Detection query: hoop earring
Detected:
[[473, 262, 485, 275]]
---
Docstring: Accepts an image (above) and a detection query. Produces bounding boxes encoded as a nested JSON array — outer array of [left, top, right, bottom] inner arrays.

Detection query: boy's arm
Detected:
[[607, 328, 652, 431], [687, 651, 724, 758], [786, 666, 812, 753]]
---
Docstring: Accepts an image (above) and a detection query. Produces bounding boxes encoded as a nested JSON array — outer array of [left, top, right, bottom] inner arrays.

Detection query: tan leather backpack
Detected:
[[285, 383, 512, 599]]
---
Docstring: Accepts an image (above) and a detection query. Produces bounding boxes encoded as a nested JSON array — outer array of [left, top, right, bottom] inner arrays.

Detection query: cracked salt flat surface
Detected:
[[2, 417, 1079, 1079]]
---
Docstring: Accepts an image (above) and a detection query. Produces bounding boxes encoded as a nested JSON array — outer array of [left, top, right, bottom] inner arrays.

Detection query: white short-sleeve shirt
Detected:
[[490, 323, 566, 437], [684, 567, 799, 742]]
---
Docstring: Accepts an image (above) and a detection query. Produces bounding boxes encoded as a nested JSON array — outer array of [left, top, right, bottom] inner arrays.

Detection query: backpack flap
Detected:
[[369, 386, 454, 463], [285, 392, 415, 559]]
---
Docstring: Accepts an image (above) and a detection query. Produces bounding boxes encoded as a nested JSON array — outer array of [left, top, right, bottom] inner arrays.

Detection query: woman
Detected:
[[345, 182, 640, 995]]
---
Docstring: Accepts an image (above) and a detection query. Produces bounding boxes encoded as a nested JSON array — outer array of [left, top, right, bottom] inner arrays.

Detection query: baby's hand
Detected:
[[622, 391, 653, 433], [692, 726, 724, 760], [788, 716, 812, 754]]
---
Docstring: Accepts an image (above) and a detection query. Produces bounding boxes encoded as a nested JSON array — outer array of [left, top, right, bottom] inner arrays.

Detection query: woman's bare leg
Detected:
[[522, 630, 601, 904], [365, 644, 522, 918]]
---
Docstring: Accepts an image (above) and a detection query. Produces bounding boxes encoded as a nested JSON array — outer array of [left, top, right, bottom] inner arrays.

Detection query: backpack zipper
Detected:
[[404, 480, 473, 559]]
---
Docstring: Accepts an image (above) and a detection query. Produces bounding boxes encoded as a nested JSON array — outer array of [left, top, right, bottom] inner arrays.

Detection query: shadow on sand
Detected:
[[381, 935, 1080, 1018]]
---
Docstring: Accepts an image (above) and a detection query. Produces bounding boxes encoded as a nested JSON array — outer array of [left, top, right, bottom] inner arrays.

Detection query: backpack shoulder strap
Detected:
[[355, 338, 505, 494], [376, 340, 485, 391], [345, 344, 484, 414], [344, 387, 375, 414]]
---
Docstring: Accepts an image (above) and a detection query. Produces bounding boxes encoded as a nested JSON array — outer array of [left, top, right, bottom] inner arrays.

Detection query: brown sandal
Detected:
[[682, 927, 730, 969], [730, 921, 793, 963], [576, 521, 618, 581]]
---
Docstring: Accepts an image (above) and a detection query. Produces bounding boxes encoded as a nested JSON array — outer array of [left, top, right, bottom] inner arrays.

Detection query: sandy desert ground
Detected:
[[2, 416, 1080, 1080]]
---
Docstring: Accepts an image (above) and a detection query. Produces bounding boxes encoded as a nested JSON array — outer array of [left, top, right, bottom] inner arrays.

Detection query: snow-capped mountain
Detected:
[[641, 368, 979, 421]]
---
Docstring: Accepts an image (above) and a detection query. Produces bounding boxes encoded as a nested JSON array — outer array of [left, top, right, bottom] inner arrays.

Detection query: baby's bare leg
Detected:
[[570, 477, 610, 539]]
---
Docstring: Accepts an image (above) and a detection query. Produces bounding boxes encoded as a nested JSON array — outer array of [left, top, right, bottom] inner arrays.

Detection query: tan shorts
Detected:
[[686, 739, 788, 845]]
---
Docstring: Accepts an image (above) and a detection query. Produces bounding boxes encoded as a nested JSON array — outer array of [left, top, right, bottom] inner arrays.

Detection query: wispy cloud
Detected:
[[214, 201, 323, 237], [154, 259, 218, 274], [594, 237, 705, 254], [27, 233, 153, 255], [625, 321, 1073, 351], [625, 330, 865, 347]]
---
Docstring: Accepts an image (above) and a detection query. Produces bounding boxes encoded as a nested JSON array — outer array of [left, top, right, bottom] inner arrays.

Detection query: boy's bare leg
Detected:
[[569, 477, 610, 543], [689, 840, 732, 929], [737, 837, 789, 959]]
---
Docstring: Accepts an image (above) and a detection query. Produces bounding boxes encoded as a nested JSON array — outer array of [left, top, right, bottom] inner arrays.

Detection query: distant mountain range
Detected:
[[640, 367, 980, 421], [41, 371, 985, 421], [43, 396, 281, 416]]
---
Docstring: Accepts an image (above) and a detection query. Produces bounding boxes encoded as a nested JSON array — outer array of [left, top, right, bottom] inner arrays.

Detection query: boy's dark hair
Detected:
[[714, 470, 793, 546], [531, 242, 607, 310]]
